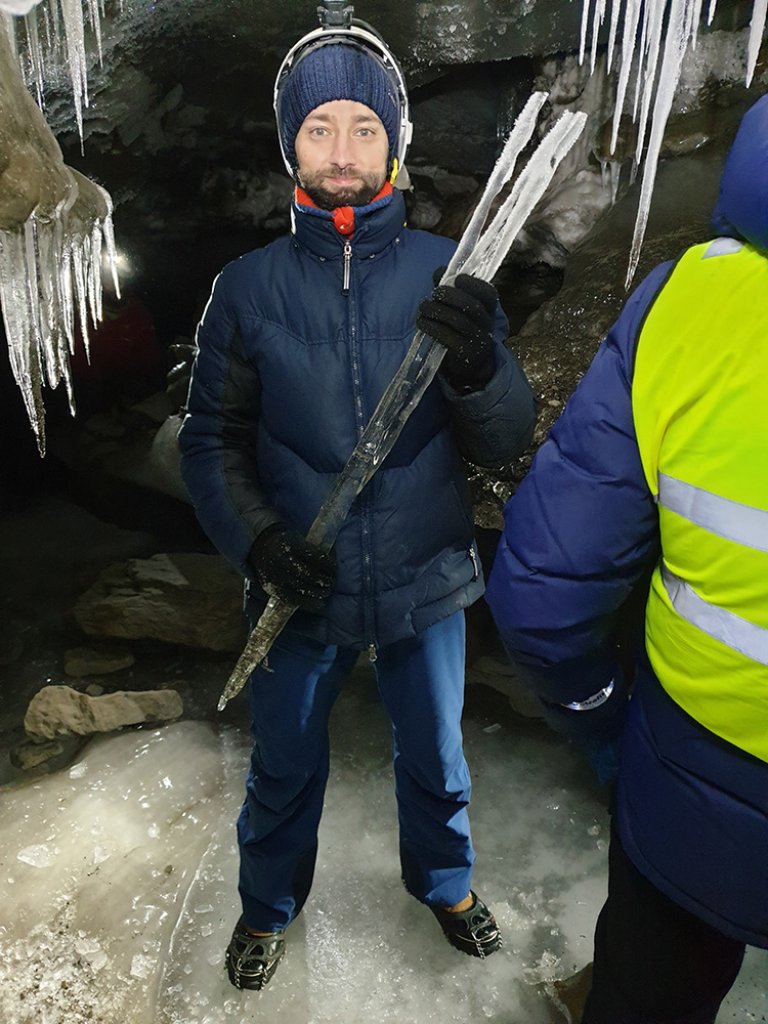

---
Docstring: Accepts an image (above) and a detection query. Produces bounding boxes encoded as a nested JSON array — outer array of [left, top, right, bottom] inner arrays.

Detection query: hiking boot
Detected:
[[430, 891, 502, 958], [225, 917, 286, 990]]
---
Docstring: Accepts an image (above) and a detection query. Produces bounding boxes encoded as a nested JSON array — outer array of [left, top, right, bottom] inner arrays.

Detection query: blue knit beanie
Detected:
[[277, 42, 399, 172]]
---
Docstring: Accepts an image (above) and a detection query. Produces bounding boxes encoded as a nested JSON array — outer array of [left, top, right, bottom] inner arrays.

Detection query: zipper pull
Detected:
[[469, 546, 479, 581], [342, 241, 352, 295], [368, 643, 377, 663]]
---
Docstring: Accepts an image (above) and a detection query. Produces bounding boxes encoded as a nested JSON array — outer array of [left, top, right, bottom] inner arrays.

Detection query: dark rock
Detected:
[[74, 553, 245, 652]]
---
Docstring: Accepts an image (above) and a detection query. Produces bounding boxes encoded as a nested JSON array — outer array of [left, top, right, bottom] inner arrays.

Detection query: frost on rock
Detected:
[[0, 8, 117, 455], [581, 0, 768, 286]]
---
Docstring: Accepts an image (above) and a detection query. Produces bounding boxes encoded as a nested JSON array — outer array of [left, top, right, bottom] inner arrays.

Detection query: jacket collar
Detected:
[[291, 183, 406, 259]]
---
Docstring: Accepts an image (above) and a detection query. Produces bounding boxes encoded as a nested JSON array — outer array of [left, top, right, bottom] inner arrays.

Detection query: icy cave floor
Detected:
[[0, 675, 765, 1024]]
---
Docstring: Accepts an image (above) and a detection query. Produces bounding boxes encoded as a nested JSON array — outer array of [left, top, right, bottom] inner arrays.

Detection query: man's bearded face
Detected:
[[295, 100, 389, 210]]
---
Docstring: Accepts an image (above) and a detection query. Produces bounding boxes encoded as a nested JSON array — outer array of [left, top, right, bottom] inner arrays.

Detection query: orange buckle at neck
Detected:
[[294, 182, 394, 237]]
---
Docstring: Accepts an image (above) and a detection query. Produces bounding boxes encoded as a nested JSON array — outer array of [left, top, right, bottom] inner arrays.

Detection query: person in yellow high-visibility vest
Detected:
[[486, 93, 768, 1024]]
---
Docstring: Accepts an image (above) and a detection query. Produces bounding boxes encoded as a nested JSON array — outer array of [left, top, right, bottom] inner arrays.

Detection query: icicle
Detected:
[[626, 0, 690, 288], [100, 190, 120, 300], [633, 0, 666, 167], [746, 0, 768, 85], [85, 0, 101, 64], [579, 0, 593, 65], [3, 12, 17, 54], [631, 0, 651, 121], [606, 0, 622, 72], [450, 91, 550, 273], [42, 0, 52, 51], [688, 0, 706, 49], [706, 0, 718, 25], [57, 0, 89, 143], [609, 159, 622, 204], [464, 111, 588, 282], [610, 0, 642, 154], [50, 0, 60, 54], [23, 7, 44, 106], [600, 156, 609, 188], [590, 0, 607, 72], [0, 227, 47, 452]]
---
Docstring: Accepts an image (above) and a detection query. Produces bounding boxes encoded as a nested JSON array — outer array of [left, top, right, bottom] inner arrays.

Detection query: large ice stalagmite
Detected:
[[0, 10, 117, 455]]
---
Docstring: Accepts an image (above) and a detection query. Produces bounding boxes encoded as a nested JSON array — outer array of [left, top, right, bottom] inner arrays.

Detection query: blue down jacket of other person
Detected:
[[485, 95, 768, 949], [179, 187, 535, 652]]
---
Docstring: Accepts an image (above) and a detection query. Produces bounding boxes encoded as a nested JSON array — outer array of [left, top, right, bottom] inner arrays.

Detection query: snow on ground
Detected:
[[0, 675, 765, 1024]]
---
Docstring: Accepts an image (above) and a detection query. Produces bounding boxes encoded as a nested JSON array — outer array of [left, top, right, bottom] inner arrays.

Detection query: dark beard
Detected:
[[298, 167, 386, 210]]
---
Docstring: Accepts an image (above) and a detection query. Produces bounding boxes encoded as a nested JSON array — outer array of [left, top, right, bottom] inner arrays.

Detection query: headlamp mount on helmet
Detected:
[[317, 1, 354, 28], [274, 3, 413, 180]]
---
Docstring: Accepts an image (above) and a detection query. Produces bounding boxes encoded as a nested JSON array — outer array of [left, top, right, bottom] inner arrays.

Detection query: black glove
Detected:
[[540, 673, 631, 786], [416, 271, 498, 390], [249, 524, 336, 613], [539, 672, 631, 744]]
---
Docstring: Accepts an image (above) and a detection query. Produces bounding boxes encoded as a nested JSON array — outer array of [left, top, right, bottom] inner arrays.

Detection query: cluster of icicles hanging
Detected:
[[0, 0, 119, 455], [581, 0, 768, 288]]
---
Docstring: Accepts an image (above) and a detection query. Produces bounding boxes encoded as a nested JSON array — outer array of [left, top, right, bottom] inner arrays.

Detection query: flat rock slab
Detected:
[[24, 685, 184, 740], [74, 552, 244, 652]]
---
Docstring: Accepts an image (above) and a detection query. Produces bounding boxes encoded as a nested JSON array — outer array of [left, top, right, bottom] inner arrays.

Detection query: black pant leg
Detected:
[[582, 826, 746, 1024]]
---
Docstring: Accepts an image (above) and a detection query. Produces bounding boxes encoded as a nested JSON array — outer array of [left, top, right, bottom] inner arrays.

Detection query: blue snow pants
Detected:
[[236, 610, 475, 932]]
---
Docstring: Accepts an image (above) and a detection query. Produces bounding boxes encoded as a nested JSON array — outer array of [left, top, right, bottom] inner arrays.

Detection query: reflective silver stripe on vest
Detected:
[[660, 563, 768, 665], [658, 473, 768, 553]]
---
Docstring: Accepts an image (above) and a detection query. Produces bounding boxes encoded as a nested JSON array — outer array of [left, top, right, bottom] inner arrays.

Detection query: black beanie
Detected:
[[277, 42, 399, 172]]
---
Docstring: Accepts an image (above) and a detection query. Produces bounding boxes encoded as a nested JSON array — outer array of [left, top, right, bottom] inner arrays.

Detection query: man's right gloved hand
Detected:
[[416, 271, 498, 390], [248, 525, 336, 613]]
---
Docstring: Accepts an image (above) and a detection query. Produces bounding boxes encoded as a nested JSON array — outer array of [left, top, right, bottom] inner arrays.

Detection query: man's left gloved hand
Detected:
[[416, 272, 498, 390]]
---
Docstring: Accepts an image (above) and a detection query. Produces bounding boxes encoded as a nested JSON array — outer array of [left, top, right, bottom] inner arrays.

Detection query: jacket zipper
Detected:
[[344, 240, 377, 654], [342, 240, 352, 295]]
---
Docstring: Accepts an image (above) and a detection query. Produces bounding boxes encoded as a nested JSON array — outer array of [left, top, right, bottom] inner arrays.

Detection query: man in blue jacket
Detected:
[[179, 13, 535, 991], [486, 94, 768, 1023]]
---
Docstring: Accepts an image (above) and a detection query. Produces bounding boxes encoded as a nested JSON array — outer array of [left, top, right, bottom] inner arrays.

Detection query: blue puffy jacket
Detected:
[[180, 187, 535, 651], [486, 96, 768, 948]]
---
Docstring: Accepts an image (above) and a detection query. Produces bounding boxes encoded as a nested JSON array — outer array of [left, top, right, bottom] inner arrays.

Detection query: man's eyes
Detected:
[[305, 126, 377, 139]]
